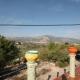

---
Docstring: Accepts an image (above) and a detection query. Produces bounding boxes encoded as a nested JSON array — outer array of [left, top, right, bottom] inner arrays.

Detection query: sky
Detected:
[[0, 0, 80, 39]]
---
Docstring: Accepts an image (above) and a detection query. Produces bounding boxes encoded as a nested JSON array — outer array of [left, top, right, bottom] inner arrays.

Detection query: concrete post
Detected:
[[27, 62, 37, 80], [68, 46, 77, 80], [25, 50, 39, 80], [69, 54, 76, 79]]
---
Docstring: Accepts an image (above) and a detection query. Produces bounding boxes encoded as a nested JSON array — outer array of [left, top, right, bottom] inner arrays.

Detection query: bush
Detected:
[[0, 35, 19, 69], [56, 61, 68, 67]]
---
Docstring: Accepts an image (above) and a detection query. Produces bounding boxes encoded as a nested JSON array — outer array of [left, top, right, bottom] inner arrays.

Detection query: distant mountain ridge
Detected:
[[7, 35, 80, 44]]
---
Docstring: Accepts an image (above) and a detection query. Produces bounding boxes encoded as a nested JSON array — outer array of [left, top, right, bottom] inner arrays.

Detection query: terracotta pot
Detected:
[[68, 46, 77, 54]]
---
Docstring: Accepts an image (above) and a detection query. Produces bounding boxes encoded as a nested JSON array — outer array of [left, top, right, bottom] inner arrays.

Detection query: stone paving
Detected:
[[36, 61, 68, 80], [36, 61, 80, 80], [4, 61, 80, 80]]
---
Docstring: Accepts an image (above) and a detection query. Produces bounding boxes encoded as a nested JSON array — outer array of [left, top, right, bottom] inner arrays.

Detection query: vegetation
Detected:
[[39, 43, 69, 67], [19, 42, 70, 67], [0, 35, 19, 69], [1, 35, 80, 68]]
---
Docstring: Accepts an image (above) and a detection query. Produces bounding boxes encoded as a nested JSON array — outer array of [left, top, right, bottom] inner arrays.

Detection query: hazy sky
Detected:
[[0, 0, 80, 39]]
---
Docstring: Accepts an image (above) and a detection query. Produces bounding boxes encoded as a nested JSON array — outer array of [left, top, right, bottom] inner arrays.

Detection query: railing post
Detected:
[[25, 50, 39, 80], [68, 46, 77, 80]]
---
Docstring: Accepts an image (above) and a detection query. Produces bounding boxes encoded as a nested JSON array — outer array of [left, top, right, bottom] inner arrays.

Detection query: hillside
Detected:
[[7, 35, 80, 44]]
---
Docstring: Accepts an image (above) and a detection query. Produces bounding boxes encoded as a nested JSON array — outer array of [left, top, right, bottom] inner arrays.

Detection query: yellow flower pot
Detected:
[[25, 50, 39, 62]]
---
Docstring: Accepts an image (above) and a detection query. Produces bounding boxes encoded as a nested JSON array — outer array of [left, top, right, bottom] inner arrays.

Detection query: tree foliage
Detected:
[[39, 42, 69, 67], [20, 42, 69, 67], [0, 35, 19, 69]]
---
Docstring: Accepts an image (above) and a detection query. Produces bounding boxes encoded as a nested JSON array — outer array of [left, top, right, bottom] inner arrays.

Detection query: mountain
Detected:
[[7, 35, 80, 44], [41, 35, 80, 43]]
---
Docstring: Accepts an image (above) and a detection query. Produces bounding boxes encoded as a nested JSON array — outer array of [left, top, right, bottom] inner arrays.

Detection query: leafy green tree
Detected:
[[0, 35, 19, 69], [39, 42, 69, 67], [48, 43, 69, 67]]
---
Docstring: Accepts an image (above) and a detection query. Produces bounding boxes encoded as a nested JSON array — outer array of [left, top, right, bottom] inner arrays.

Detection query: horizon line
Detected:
[[5, 35, 80, 40]]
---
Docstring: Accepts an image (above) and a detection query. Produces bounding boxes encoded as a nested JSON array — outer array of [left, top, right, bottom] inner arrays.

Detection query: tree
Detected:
[[0, 35, 19, 69], [39, 42, 69, 67], [48, 43, 69, 67]]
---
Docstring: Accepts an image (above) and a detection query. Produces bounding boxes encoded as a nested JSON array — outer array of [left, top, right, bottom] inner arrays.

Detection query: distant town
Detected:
[[7, 35, 80, 45]]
